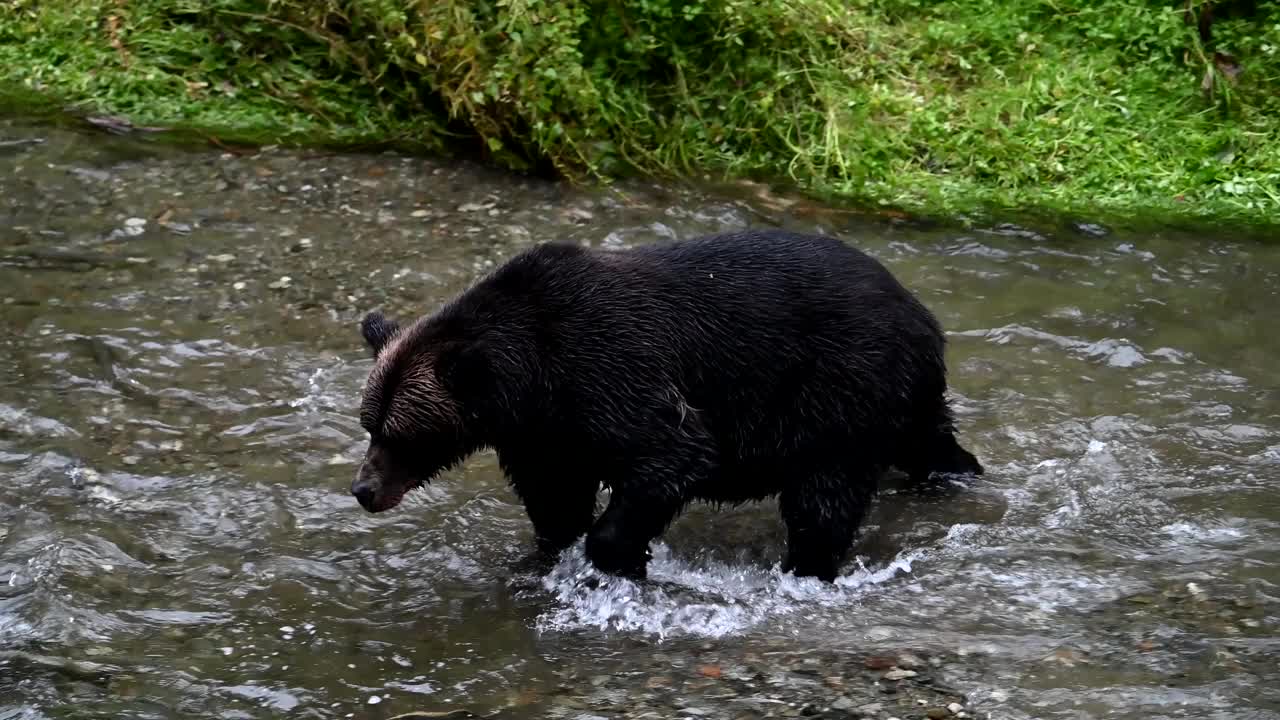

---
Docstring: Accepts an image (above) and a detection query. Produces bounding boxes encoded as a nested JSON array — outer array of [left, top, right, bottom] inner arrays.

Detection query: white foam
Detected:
[[288, 365, 346, 413], [956, 325, 1156, 370], [1159, 521, 1246, 544], [532, 542, 924, 639]]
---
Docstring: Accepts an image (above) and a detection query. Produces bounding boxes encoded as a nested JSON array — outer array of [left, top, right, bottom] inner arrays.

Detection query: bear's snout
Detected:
[[351, 476, 378, 511], [351, 461, 408, 513], [351, 443, 417, 513], [351, 448, 383, 512]]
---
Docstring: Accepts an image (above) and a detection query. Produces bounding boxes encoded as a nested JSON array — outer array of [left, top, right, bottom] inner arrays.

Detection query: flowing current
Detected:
[[1, 117, 1277, 719]]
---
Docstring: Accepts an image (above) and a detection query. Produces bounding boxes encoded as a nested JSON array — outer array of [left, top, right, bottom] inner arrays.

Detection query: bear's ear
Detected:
[[360, 311, 400, 357], [435, 337, 491, 399]]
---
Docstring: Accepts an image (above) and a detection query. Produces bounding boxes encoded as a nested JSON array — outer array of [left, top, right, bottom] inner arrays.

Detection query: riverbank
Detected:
[[3, 0, 1278, 231]]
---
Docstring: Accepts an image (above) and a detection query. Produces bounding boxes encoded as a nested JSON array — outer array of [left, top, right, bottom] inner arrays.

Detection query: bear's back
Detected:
[[485, 230, 942, 376], [497, 233, 940, 450], [596, 229, 939, 353]]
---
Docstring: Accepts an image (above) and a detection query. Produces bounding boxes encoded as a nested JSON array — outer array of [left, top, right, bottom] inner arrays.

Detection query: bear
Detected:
[[350, 229, 983, 582]]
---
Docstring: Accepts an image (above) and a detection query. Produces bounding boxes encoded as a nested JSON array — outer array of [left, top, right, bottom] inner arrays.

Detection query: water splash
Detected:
[[531, 542, 923, 639]]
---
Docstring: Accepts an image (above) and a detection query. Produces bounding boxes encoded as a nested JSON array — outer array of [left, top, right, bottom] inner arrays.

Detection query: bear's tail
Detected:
[[895, 399, 984, 485], [927, 431, 984, 477], [895, 429, 984, 489]]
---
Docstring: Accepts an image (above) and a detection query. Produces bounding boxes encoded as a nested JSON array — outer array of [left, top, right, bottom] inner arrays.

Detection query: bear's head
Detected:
[[350, 310, 484, 513]]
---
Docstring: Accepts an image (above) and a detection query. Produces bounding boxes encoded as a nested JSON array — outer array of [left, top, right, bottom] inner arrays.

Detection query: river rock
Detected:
[[1070, 221, 1110, 237]]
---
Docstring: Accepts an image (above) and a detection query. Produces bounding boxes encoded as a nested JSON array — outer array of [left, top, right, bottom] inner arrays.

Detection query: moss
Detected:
[[3, 0, 1278, 230]]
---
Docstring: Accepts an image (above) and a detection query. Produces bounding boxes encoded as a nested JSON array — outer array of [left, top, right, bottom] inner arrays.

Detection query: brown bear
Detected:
[[351, 229, 982, 582]]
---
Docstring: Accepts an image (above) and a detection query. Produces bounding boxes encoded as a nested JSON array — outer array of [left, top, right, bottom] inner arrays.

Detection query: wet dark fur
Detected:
[[353, 229, 983, 582]]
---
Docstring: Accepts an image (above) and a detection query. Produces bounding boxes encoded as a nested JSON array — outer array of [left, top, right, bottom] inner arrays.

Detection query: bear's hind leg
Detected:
[[779, 465, 878, 582]]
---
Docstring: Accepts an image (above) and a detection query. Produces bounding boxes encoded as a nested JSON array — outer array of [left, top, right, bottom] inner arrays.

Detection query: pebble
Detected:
[[897, 653, 926, 669], [410, 209, 431, 218], [124, 217, 147, 227], [883, 669, 918, 681], [864, 656, 897, 670], [367, 695, 382, 705], [232, 281, 247, 291], [926, 708, 950, 719], [210, 254, 236, 263], [268, 276, 292, 290], [948, 702, 965, 713]]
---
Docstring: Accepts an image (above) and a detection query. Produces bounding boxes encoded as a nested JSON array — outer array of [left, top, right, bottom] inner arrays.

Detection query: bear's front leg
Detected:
[[585, 494, 667, 580], [583, 447, 711, 580], [511, 470, 600, 558]]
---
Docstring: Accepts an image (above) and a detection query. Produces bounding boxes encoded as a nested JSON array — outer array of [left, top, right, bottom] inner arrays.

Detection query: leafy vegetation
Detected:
[[2, 0, 1279, 227]]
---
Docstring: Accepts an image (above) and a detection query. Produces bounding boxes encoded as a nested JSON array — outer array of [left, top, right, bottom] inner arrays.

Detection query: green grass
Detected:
[[3, 0, 1279, 230]]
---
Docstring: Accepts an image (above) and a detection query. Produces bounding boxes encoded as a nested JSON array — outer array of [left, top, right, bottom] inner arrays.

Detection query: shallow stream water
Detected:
[[1, 117, 1278, 720]]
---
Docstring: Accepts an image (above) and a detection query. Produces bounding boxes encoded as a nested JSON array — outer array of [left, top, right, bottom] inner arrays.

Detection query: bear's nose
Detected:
[[351, 480, 376, 510]]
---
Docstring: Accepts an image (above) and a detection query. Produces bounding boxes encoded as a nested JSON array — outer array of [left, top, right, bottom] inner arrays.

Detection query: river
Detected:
[[1, 116, 1277, 720]]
